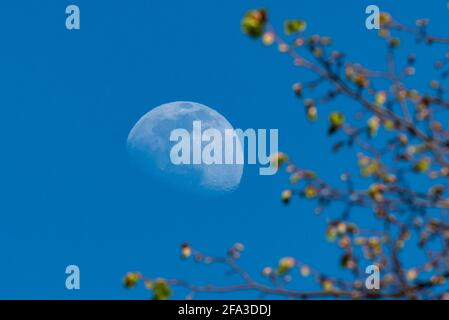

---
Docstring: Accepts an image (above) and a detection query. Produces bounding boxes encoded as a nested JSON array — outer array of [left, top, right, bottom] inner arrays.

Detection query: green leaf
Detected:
[[284, 20, 307, 35], [281, 189, 292, 204], [123, 272, 141, 289], [367, 116, 380, 137], [413, 158, 430, 173], [241, 9, 267, 38], [278, 257, 295, 275], [152, 280, 172, 300], [328, 112, 344, 135]]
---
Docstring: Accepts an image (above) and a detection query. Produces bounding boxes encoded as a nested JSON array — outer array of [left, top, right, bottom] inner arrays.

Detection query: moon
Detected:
[[127, 101, 244, 195]]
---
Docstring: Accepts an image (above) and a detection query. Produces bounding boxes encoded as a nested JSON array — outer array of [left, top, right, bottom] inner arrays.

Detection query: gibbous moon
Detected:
[[127, 101, 244, 195]]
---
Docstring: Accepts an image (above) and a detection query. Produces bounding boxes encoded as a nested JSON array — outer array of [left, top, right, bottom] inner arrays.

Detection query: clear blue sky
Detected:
[[0, 0, 448, 299]]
